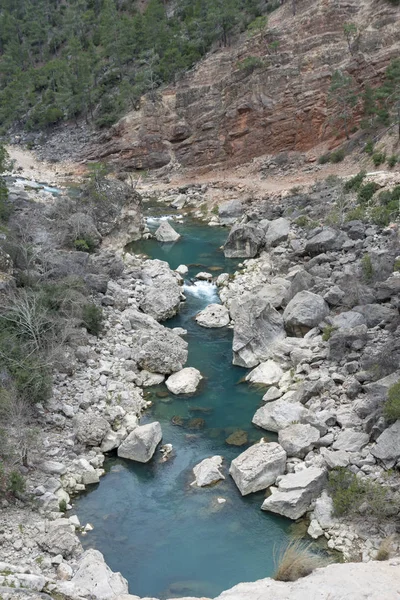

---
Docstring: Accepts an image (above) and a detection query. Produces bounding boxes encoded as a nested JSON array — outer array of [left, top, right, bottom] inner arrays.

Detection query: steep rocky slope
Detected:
[[83, 0, 400, 172]]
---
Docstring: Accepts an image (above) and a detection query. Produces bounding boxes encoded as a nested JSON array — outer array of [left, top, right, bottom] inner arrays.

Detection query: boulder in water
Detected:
[[155, 220, 180, 242], [166, 367, 203, 395], [196, 304, 230, 328], [192, 456, 225, 487], [117, 422, 162, 463]]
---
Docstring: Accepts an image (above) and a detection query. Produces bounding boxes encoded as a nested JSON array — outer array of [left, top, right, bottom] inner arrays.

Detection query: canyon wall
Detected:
[[83, 0, 400, 171]]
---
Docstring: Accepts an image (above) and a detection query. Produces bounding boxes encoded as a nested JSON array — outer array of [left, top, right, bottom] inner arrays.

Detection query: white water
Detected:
[[183, 280, 219, 302]]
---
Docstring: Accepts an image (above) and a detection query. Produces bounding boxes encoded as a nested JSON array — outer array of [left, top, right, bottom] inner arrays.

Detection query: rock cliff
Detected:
[[83, 0, 400, 171]]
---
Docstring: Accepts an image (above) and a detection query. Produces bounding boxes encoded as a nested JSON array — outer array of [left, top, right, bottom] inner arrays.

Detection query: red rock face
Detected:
[[83, 0, 400, 171]]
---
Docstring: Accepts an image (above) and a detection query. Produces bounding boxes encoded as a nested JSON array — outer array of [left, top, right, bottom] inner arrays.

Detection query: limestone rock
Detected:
[[261, 467, 327, 520], [332, 430, 370, 452], [264, 218, 290, 247], [245, 359, 283, 386], [213, 560, 400, 600], [230, 291, 285, 368], [38, 522, 82, 558], [155, 220, 180, 242], [223, 223, 265, 258], [283, 291, 329, 337], [314, 491, 335, 529], [57, 549, 128, 600], [192, 456, 225, 487], [74, 412, 110, 446], [371, 420, 400, 462], [218, 200, 244, 225], [165, 367, 203, 395], [196, 304, 230, 328], [229, 440, 286, 496], [331, 311, 366, 329], [252, 400, 310, 433], [305, 227, 347, 255], [278, 424, 320, 458], [137, 328, 188, 374], [118, 422, 162, 463]]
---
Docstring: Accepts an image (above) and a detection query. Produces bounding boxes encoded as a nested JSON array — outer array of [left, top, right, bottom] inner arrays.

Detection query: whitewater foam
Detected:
[[183, 280, 219, 302]]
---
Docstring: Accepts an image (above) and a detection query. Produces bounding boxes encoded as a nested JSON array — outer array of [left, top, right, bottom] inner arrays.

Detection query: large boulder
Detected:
[[56, 549, 128, 600], [218, 200, 244, 225], [223, 223, 265, 258], [328, 325, 368, 361], [283, 291, 329, 336], [332, 429, 369, 452], [278, 424, 320, 458], [264, 218, 290, 247], [155, 220, 180, 242], [117, 422, 162, 463], [74, 413, 110, 446], [305, 227, 347, 255], [230, 291, 286, 368], [353, 303, 398, 328], [331, 311, 366, 329], [165, 367, 202, 395], [137, 328, 188, 373], [195, 304, 230, 328], [229, 440, 286, 495], [252, 400, 310, 433], [192, 456, 225, 487], [258, 279, 291, 308], [139, 259, 181, 321], [371, 420, 400, 463], [261, 467, 327, 520], [245, 360, 283, 386], [38, 521, 82, 559]]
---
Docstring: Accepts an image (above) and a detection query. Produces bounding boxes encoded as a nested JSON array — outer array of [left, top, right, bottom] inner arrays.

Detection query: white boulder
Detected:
[[155, 220, 180, 242], [245, 359, 284, 386], [278, 423, 320, 458], [192, 456, 225, 487], [261, 467, 327, 520], [117, 422, 162, 463], [165, 367, 203, 395], [252, 400, 310, 433], [195, 304, 230, 328], [229, 440, 286, 496]]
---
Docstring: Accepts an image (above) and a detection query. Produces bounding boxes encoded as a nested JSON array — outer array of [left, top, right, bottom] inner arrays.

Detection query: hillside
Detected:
[[80, 0, 400, 171]]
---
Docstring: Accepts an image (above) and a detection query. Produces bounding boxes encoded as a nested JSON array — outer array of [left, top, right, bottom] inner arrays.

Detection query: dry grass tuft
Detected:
[[273, 539, 328, 582], [376, 536, 395, 561]]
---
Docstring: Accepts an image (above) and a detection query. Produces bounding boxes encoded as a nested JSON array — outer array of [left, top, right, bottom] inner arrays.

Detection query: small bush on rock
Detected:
[[357, 182, 380, 205], [318, 153, 330, 164], [344, 171, 366, 192], [74, 237, 96, 253], [372, 151, 386, 167], [82, 303, 103, 336], [328, 468, 394, 519], [361, 253, 373, 282], [388, 155, 398, 168], [384, 381, 400, 421], [330, 149, 345, 163], [322, 325, 337, 341], [274, 539, 328, 582]]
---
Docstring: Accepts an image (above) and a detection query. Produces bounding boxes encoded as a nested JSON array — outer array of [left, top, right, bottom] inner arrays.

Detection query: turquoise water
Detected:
[[75, 212, 291, 599]]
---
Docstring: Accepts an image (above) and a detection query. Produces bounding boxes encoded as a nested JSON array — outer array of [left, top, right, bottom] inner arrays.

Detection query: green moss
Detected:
[[322, 325, 337, 341]]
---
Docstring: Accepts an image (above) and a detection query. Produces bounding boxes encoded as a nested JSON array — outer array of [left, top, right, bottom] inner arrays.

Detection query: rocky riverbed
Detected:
[[1, 160, 400, 599]]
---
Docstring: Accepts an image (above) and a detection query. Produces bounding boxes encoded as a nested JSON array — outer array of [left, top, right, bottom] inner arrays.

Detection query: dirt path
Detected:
[[6, 145, 84, 186]]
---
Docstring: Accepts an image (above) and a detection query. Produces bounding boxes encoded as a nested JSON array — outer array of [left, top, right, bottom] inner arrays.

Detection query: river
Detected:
[[75, 208, 291, 599]]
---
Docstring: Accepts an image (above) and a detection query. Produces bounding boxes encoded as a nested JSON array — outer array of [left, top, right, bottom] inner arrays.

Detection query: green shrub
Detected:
[[59, 499, 67, 513], [345, 206, 366, 221], [237, 56, 264, 74], [357, 182, 380, 204], [393, 258, 400, 272], [388, 155, 398, 168], [294, 215, 309, 227], [384, 381, 400, 421], [82, 303, 103, 336], [330, 149, 345, 163], [364, 140, 374, 155], [361, 253, 373, 282], [0, 178, 12, 222], [328, 468, 391, 518], [370, 206, 392, 227], [318, 153, 330, 164], [74, 237, 96, 253], [343, 171, 366, 192], [8, 471, 25, 495], [372, 151, 386, 167]]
